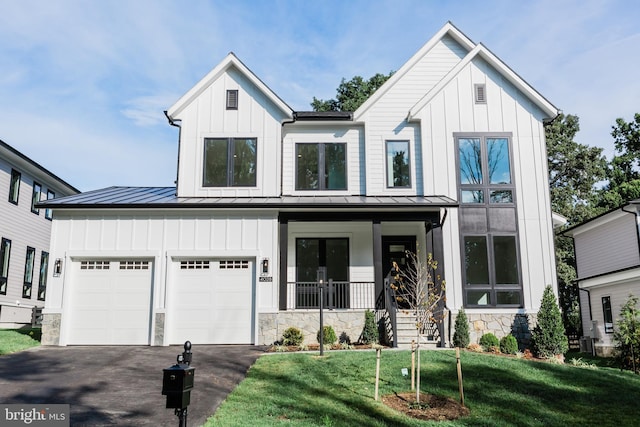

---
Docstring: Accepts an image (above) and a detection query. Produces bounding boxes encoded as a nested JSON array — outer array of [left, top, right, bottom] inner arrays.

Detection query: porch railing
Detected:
[[286, 281, 375, 310]]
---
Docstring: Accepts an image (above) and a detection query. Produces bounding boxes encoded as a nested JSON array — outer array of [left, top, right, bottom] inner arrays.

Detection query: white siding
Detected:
[[574, 213, 640, 279], [175, 66, 286, 198]]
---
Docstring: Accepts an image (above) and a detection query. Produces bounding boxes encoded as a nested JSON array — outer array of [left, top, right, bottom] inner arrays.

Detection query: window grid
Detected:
[[219, 260, 249, 269], [180, 260, 210, 270], [295, 142, 347, 191], [203, 137, 257, 187], [119, 261, 150, 270], [80, 261, 110, 270]]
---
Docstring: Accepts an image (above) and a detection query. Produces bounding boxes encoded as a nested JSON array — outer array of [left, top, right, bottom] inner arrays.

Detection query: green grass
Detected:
[[0, 328, 41, 355], [206, 349, 640, 426]]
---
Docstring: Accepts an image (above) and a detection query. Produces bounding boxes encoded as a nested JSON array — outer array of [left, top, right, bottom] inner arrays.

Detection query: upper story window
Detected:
[[203, 138, 257, 187], [458, 136, 513, 204], [226, 90, 238, 110], [296, 143, 346, 191], [0, 238, 11, 295], [386, 140, 411, 188], [9, 169, 21, 204], [31, 182, 41, 214], [23, 246, 35, 299], [45, 190, 55, 220]]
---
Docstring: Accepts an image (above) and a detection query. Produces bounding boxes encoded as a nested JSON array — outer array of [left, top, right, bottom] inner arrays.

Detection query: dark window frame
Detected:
[[45, 190, 55, 220], [31, 182, 41, 214], [23, 246, 35, 299], [602, 296, 614, 334], [295, 142, 347, 191], [0, 238, 11, 295], [9, 169, 21, 205], [203, 137, 257, 187], [385, 140, 412, 188], [38, 251, 49, 301]]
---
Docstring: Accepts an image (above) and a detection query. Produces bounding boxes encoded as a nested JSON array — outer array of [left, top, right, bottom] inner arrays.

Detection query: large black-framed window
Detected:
[[203, 137, 257, 187], [9, 169, 21, 205], [385, 140, 411, 188], [458, 136, 514, 204], [295, 238, 349, 308], [38, 251, 49, 301], [23, 246, 35, 298], [0, 238, 11, 295], [456, 133, 521, 308], [602, 296, 614, 333], [295, 143, 346, 190]]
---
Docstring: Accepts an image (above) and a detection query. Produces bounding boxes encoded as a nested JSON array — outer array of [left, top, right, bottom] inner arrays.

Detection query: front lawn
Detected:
[[206, 349, 640, 426], [0, 328, 41, 355]]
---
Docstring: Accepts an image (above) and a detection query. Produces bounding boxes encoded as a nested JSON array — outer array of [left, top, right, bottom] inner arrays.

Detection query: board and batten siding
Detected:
[[574, 213, 640, 279], [282, 125, 364, 195], [412, 57, 556, 311], [175, 66, 286, 199], [45, 210, 280, 317]]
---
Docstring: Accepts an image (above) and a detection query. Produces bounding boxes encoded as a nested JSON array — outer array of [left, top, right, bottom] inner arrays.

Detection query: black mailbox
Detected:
[[162, 363, 196, 409]]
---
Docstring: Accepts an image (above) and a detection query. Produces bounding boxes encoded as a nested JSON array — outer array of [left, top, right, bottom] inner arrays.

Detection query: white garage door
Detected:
[[66, 260, 152, 345], [170, 259, 254, 344]]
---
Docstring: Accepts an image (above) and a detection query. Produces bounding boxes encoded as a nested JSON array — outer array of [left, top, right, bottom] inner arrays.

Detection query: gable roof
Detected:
[[352, 21, 558, 122], [167, 52, 293, 120], [407, 42, 558, 121], [353, 21, 475, 121], [561, 200, 640, 236]]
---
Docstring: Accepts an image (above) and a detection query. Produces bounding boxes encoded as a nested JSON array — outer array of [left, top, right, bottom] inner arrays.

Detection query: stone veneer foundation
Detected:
[[459, 312, 538, 350], [41, 313, 61, 346], [259, 311, 368, 346]]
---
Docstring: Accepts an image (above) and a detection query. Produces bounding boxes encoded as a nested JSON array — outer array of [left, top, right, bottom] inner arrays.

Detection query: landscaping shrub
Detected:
[[360, 309, 379, 344], [282, 327, 304, 346], [452, 308, 470, 348], [317, 326, 337, 345], [613, 295, 640, 373], [479, 332, 499, 351], [530, 285, 568, 358], [500, 334, 519, 355]]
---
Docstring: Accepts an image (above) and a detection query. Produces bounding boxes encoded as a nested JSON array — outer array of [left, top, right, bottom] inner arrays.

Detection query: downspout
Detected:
[[439, 208, 451, 346], [164, 110, 182, 196]]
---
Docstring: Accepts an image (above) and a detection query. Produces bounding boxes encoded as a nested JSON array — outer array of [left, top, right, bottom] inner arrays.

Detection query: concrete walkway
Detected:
[[0, 345, 265, 426]]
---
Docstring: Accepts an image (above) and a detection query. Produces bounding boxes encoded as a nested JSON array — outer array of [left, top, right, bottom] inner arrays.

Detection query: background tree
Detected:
[[311, 72, 394, 112], [545, 113, 607, 333], [613, 295, 640, 374]]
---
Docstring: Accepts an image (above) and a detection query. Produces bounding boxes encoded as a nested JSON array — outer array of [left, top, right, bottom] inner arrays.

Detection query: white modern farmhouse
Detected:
[[40, 22, 559, 347]]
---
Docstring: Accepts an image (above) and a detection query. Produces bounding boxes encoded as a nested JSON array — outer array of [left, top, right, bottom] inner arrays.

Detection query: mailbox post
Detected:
[[162, 341, 195, 427]]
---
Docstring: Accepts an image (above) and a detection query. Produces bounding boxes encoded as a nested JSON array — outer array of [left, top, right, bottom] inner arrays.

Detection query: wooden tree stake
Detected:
[[374, 348, 381, 401], [456, 347, 465, 406]]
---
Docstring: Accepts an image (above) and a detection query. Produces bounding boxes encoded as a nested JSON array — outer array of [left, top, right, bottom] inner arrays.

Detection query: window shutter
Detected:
[[226, 90, 238, 110]]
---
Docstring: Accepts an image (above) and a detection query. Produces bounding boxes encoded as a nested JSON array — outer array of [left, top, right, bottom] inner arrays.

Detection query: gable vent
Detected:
[[219, 260, 249, 269], [474, 84, 486, 104], [180, 260, 210, 270], [226, 89, 238, 110]]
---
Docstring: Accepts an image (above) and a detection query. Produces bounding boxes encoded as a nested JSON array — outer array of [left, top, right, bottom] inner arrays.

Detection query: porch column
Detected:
[[373, 219, 383, 305], [279, 217, 288, 310], [426, 219, 447, 347]]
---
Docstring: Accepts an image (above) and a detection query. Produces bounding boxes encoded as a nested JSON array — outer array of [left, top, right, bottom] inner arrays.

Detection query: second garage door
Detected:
[[170, 259, 254, 344]]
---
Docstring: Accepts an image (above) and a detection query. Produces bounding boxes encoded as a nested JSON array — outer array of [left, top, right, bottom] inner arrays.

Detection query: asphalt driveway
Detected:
[[0, 344, 265, 426]]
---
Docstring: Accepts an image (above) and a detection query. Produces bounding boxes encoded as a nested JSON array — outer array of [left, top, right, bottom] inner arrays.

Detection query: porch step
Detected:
[[394, 312, 439, 349]]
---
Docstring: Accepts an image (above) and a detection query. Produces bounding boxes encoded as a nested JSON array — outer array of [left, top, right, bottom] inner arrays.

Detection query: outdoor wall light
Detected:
[[53, 258, 63, 277], [261, 258, 269, 274]]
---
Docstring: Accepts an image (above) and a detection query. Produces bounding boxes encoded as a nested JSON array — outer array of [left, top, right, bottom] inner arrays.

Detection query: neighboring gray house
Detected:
[[0, 139, 79, 327], [40, 22, 559, 347], [563, 201, 640, 356]]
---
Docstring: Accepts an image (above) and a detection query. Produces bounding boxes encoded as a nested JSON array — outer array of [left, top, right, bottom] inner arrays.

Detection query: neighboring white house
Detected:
[[40, 22, 559, 347], [562, 201, 640, 356], [0, 139, 79, 328]]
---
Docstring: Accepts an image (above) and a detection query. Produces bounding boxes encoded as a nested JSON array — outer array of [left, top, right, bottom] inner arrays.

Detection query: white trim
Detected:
[[578, 267, 640, 289]]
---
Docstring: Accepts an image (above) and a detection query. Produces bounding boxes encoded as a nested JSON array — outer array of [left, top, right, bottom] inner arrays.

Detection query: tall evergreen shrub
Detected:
[[531, 285, 568, 358], [613, 295, 640, 374], [361, 309, 379, 344], [452, 308, 470, 348]]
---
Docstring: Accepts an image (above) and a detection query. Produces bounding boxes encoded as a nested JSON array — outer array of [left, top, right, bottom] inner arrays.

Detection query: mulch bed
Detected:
[[382, 392, 469, 421]]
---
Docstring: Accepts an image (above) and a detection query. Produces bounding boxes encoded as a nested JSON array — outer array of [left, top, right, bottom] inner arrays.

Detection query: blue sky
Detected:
[[1, 0, 638, 191]]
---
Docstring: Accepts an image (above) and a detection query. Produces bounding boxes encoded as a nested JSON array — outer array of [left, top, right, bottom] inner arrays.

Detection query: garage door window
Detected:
[[81, 261, 110, 270], [181, 261, 210, 269], [220, 260, 249, 269], [120, 261, 149, 270]]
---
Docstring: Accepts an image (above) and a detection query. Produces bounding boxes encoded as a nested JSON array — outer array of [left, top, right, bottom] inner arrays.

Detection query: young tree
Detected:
[[613, 295, 640, 374], [452, 308, 470, 348], [390, 251, 446, 403], [311, 72, 394, 112], [530, 285, 569, 358]]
